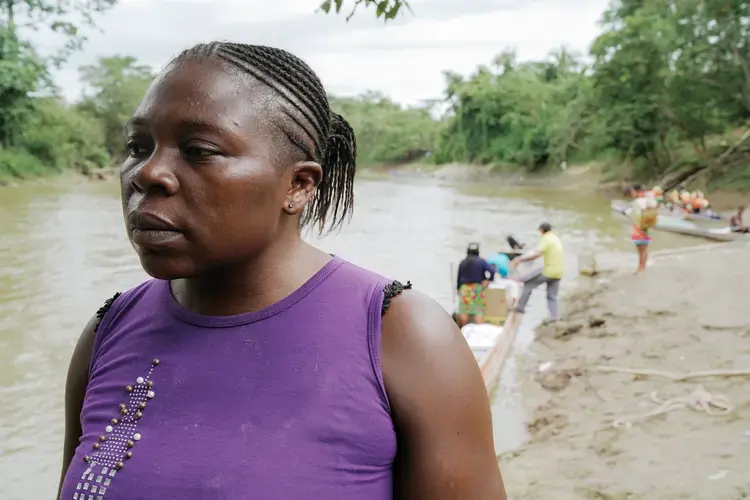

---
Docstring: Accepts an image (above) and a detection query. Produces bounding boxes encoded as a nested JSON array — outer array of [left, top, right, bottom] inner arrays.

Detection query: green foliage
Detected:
[[319, 0, 408, 21], [434, 48, 589, 170], [0, 96, 110, 180], [326, 0, 750, 186], [0, 27, 48, 148], [1, 0, 118, 65], [0, 147, 47, 179], [77, 56, 154, 160], [583, 0, 750, 181], [331, 92, 438, 165], [431, 0, 750, 185], [4, 0, 750, 189], [0, 0, 117, 179], [19, 97, 110, 171]]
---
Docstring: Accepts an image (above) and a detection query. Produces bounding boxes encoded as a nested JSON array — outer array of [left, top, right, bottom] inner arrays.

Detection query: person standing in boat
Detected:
[[456, 243, 495, 327], [730, 206, 749, 233], [511, 222, 564, 322]]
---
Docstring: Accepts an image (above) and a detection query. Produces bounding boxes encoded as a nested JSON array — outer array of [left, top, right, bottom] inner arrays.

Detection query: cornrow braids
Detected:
[[171, 42, 357, 234]]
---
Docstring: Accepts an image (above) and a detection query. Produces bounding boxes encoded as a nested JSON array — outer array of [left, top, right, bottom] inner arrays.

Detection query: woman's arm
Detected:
[[381, 290, 506, 499], [57, 315, 98, 500]]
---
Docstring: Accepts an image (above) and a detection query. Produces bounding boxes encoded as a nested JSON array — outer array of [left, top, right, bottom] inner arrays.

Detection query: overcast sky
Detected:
[[38, 0, 610, 106]]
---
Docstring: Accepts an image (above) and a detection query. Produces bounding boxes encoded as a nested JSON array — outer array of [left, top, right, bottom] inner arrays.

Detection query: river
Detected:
[[0, 174, 697, 498]]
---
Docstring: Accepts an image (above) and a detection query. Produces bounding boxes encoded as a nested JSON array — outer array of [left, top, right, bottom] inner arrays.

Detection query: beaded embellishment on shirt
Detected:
[[381, 280, 412, 316], [72, 358, 160, 500]]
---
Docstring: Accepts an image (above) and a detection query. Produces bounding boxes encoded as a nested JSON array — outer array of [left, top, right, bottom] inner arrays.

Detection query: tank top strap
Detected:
[[364, 278, 411, 413], [88, 280, 163, 379]]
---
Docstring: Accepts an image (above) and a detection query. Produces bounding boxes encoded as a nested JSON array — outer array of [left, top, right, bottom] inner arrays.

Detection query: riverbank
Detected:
[[500, 242, 750, 499], [0, 164, 116, 187], [4, 161, 748, 211], [375, 162, 748, 211], [362, 161, 601, 189]]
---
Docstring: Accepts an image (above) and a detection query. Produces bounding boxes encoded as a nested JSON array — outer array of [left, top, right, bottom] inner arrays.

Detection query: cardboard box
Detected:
[[485, 287, 508, 323]]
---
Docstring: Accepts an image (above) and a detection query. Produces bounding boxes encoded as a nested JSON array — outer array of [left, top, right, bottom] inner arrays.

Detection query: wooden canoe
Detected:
[[611, 199, 723, 222], [458, 313, 520, 395], [611, 200, 746, 242], [450, 260, 520, 394], [653, 220, 748, 242]]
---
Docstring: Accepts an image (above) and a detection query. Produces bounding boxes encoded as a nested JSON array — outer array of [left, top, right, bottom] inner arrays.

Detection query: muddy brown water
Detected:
[[0, 175, 707, 498]]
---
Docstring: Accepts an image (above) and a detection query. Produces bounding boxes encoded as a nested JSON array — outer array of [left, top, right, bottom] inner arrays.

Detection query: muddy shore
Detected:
[[499, 242, 750, 499]]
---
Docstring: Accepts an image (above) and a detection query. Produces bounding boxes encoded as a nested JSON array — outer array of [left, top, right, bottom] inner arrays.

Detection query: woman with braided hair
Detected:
[[58, 42, 506, 499]]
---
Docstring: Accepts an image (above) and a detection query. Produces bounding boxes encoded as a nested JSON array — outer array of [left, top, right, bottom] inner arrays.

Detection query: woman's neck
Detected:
[[170, 236, 332, 316]]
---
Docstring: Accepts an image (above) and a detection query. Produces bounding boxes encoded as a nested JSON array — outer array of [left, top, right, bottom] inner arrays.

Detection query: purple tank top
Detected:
[[60, 256, 397, 500]]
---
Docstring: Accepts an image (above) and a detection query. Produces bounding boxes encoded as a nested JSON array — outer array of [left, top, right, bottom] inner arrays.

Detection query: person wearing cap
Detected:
[[455, 243, 495, 327], [511, 222, 564, 322], [486, 252, 511, 278]]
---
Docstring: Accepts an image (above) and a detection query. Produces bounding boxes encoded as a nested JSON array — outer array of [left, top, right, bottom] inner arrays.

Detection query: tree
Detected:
[[318, 0, 409, 21], [585, 0, 750, 180], [78, 56, 154, 160], [0, 27, 47, 147], [588, 1, 672, 171], [0, 0, 119, 179], [331, 92, 438, 164], [5, 0, 750, 190], [491, 50, 516, 75], [1, 0, 118, 65], [433, 49, 591, 169], [18, 97, 109, 172]]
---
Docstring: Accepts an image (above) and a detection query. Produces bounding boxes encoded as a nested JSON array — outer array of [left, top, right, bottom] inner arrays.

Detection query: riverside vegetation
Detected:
[[2, 0, 750, 193]]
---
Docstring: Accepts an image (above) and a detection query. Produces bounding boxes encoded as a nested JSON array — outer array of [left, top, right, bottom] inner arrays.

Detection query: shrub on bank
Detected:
[[0, 148, 48, 179], [0, 98, 111, 181]]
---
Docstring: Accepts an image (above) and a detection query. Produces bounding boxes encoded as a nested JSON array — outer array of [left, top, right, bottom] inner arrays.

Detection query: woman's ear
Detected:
[[283, 161, 323, 215]]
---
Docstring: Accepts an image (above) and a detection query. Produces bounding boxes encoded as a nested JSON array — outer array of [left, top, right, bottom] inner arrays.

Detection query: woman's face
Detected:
[[120, 58, 319, 280]]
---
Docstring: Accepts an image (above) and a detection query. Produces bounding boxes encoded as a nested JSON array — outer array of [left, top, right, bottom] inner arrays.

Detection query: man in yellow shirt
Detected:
[[511, 222, 564, 321]]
